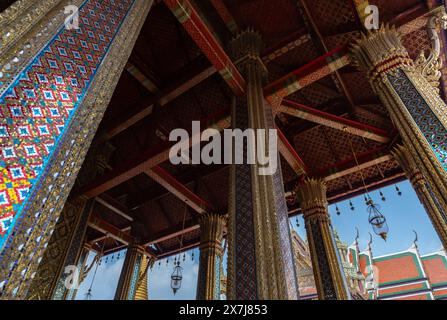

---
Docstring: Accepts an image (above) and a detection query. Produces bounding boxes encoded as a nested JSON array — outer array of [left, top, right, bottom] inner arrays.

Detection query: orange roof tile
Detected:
[[374, 252, 424, 285], [422, 254, 447, 287]]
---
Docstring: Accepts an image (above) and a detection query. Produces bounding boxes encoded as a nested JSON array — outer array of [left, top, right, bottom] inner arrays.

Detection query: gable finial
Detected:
[[413, 230, 419, 246]]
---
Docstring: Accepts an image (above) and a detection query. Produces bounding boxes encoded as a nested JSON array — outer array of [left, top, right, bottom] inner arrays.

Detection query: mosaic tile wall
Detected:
[[387, 70, 447, 171], [0, 0, 134, 249]]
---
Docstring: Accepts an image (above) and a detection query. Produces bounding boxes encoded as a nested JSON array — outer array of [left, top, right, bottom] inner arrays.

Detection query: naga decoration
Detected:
[[414, 9, 447, 92]]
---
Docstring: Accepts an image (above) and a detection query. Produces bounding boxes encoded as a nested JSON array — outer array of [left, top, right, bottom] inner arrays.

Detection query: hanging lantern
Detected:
[[380, 191, 386, 202], [171, 261, 183, 295], [335, 205, 341, 215], [366, 199, 389, 241], [349, 201, 355, 211], [364, 195, 369, 205], [85, 288, 93, 300], [395, 185, 402, 196]]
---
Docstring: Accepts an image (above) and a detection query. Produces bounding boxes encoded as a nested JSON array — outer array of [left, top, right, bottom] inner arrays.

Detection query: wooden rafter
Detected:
[[209, 0, 239, 33], [88, 214, 133, 245], [163, 0, 246, 96], [280, 99, 390, 143], [145, 165, 215, 214], [264, 45, 350, 108], [95, 194, 134, 222]]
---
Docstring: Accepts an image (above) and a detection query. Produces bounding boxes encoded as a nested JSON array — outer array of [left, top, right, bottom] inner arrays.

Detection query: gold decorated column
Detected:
[[26, 198, 94, 300], [196, 213, 225, 300], [350, 23, 447, 221], [114, 243, 152, 300], [27, 141, 115, 300], [392, 144, 447, 248], [134, 254, 153, 300], [295, 178, 350, 300], [227, 30, 299, 300], [0, 0, 154, 299]]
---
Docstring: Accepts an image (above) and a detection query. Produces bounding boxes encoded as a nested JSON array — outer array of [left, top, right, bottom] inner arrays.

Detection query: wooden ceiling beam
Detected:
[[280, 99, 390, 143], [125, 62, 160, 94], [87, 214, 134, 245], [77, 108, 309, 198], [263, 4, 432, 107], [155, 240, 200, 260], [264, 45, 350, 105], [209, 0, 239, 33], [128, 164, 227, 211], [163, 0, 246, 96], [298, 0, 358, 116], [145, 165, 215, 214], [325, 154, 393, 182], [97, 57, 215, 143], [99, 31, 313, 144], [262, 29, 311, 64], [95, 193, 134, 222], [89, 226, 131, 245], [277, 127, 309, 176], [327, 172, 406, 203], [318, 146, 392, 179], [144, 219, 199, 246], [75, 114, 231, 199]]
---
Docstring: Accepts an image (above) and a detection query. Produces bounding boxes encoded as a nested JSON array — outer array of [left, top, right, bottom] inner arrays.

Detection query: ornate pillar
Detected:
[[114, 243, 151, 300], [392, 144, 447, 248], [26, 140, 115, 300], [0, 0, 153, 299], [227, 30, 299, 300], [25, 198, 94, 300], [196, 213, 225, 300], [295, 178, 350, 300], [350, 24, 447, 220], [66, 242, 94, 300]]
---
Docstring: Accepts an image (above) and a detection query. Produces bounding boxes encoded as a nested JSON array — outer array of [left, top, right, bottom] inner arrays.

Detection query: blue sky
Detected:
[[75, 180, 442, 300]]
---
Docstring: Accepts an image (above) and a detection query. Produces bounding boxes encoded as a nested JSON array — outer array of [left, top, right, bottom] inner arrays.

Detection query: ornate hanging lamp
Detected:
[[170, 204, 188, 295], [346, 129, 389, 240], [366, 199, 389, 241], [171, 261, 183, 295], [84, 240, 105, 300]]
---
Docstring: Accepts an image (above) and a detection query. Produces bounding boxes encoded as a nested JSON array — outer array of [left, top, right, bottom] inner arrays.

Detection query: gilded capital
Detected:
[[229, 29, 267, 76], [295, 178, 328, 216], [350, 24, 413, 82], [199, 213, 226, 248]]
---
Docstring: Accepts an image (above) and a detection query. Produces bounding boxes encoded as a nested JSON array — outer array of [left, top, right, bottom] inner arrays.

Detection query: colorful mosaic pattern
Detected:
[[387, 70, 447, 171], [0, 0, 134, 247], [265, 100, 299, 298], [214, 255, 221, 299], [309, 221, 337, 300], [233, 99, 258, 300], [52, 200, 93, 300]]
